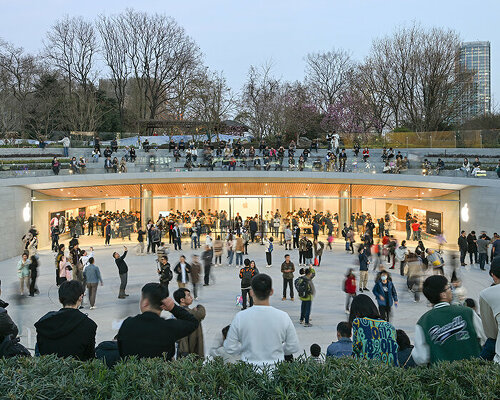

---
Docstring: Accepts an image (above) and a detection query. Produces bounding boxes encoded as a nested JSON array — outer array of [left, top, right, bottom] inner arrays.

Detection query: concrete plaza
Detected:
[[1, 234, 493, 357]]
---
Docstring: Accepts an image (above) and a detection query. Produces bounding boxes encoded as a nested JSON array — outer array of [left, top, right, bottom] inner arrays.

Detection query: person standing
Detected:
[[136, 227, 146, 255], [224, 274, 300, 367], [157, 256, 173, 295], [113, 247, 129, 299], [226, 233, 235, 266], [83, 257, 103, 310], [249, 218, 258, 242], [235, 234, 244, 266], [174, 255, 191, 288], [239, 259, 259, 309], [343, 268, 356, 313], [201, 245, 213, 286], [87, 215, 94, 236], [313, 239, 324, 266], [405, 215, 412, 241], [298, 235, 307, 266], [173, 288, 206, 359], [358, 246, 369, 292], [17, 253, 30, 296], [372, 270, 398, 322], [172, 223, 182, 251], [412, 275, 482, 365], [265, 237, 274, 268], [467, 231, 478, 265], [281, 254, 295, 301], [284, 225, 292, 250], [59, 136, 70, 157], [28, 255, 39, 297], [104, 222, 112, 246], [477, 234, 489, 271], [213, 236, 223, 266], [292, 224, 300, 250], [458, 231, 468, 266], [190, 255, 201, 300], [304, 237, 313, 265], [479, 258, 500, 363], [395, 240, 409, 276], [297, 267, 315, 327]]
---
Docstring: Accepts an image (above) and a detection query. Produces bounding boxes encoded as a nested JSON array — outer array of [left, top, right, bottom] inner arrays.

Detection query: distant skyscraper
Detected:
[[458, 41, 491, 120]]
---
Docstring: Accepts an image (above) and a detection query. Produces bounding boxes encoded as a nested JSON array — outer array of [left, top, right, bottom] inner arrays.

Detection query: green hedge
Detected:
[[0, 356, 499, 399]]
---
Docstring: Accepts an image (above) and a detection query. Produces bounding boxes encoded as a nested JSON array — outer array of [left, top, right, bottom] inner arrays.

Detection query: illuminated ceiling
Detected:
[[36, 183, 455, 200]]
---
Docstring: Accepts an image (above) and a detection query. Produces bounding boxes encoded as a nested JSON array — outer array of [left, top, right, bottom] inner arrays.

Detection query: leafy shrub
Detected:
[[0, 356, 498, 400]]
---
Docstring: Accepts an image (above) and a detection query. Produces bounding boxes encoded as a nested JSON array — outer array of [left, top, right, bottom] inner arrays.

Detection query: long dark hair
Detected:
[[349, 294, 380, 325]]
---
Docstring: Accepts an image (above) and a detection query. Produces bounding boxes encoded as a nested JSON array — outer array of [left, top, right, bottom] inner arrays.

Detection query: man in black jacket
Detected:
[[458, 231, 468, 266], [249, 219, 258, 242], [113, 246, 129, 298], [35, 280, 97, 360], [117, 282, 198, 359]]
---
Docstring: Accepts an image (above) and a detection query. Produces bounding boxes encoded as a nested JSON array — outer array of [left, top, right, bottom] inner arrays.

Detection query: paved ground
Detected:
[[1, 234, 493, 357]]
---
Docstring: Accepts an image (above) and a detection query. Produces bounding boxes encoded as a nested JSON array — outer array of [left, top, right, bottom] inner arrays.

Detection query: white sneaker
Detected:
[[90, 306, 96, 310], [266, 265, 271, 268]]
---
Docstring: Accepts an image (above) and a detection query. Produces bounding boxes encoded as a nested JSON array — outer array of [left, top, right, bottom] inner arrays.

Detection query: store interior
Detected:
[[31, 182, 460, 249]]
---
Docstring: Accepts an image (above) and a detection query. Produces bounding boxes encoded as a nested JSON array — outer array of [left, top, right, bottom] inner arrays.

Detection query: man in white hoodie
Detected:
[[224, 273, 300, 367], [479, 257, 500, 363]]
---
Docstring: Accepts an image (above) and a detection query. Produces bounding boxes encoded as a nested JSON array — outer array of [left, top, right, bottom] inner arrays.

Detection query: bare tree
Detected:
[[0, 40, 41, 136], [304, 48, 353, 113], [97, 14, 131, 128], [366, 24, 473, 132], [45, 15, 99, 93], [120, 9, 201, 121], [191, 70, 235, 140], [239, 63, 282, 140]]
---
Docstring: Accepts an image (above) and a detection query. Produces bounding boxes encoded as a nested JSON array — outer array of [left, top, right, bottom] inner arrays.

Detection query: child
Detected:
[[343, 269, 357, 314], [309, 343, 322, 362], [327, 234, 334, 250], [265, 237, 274, 268]]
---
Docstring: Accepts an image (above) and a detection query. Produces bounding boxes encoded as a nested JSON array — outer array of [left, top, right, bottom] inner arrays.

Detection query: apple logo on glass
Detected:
[[461, 203, 469, 222], [23, 203, 31, 222]]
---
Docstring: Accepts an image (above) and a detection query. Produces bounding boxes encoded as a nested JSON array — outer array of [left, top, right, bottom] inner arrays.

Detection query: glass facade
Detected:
[[458, 41, 491, 120]]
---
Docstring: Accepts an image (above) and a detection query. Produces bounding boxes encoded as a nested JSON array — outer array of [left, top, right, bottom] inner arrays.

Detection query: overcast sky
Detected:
[[1, 0, 497, 105]]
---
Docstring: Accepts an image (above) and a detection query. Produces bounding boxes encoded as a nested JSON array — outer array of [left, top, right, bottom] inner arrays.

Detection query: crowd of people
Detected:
[[44, 135, 500, 179], [3, 204, 499, 371]]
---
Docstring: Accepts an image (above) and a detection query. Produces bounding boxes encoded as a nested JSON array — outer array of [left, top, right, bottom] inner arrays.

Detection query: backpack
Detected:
[[268, 242, 273, 253], [0, 335, 31, 358], [160, 265, 173, 283], [294, 277, 309, 298]]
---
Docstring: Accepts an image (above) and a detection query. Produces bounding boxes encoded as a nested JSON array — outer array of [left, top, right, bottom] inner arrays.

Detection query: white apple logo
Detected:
[[461, 203, 469, 222], [23, 203, 31, 222]]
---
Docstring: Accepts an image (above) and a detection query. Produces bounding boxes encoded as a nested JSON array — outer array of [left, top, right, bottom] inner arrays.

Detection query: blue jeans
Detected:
[[235, 252, 243, 265], [300, 300, 312, 324], [479, 253, 487, 270], [63, 147, 69, 157], [227, 250, 234, 265]]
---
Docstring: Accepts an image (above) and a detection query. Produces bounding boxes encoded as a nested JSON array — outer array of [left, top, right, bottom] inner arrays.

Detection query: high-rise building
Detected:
[[458, 41, 491, 120]]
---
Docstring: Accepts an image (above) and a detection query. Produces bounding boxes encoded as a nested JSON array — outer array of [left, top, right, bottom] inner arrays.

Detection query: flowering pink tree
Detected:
[[321, 91, 380, 141]]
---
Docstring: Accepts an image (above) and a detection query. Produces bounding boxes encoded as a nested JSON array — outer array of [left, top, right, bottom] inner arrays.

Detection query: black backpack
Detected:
[[0, 335, 31, 358], [294, 277, 309, 298]]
